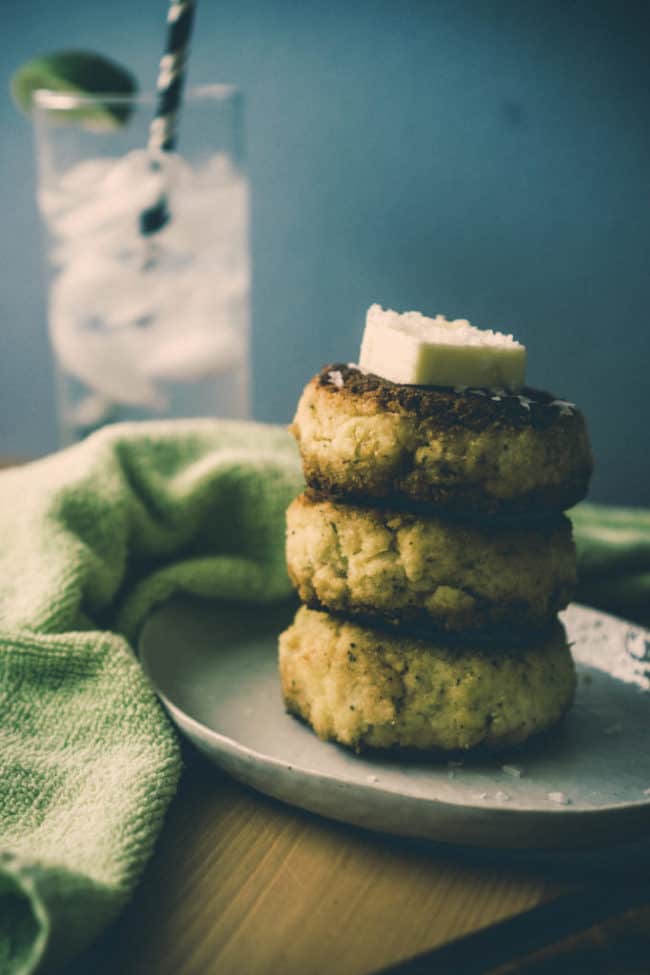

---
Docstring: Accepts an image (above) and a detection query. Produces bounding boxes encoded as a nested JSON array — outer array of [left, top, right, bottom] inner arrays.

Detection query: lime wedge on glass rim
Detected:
[[11, 50, 138, 129]]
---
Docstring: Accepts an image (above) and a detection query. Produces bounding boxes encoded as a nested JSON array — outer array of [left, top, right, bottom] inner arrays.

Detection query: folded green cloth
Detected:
[[0, 420, 304, 975], [571, 502, 650, 622], [0, 419, 648, 974]]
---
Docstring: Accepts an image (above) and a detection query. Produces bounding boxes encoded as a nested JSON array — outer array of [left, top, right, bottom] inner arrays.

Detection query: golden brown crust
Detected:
[[291, 365, 593, 514], [316, 364, 571, 432], [286, 492, 576, 640], [279, 606, 576, 752], [300, 458, 591, 515]]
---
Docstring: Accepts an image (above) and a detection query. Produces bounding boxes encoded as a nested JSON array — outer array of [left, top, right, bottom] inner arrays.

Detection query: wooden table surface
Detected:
[[64, 743, 649, 975], [62, 640, 649, 974], [2, 458, 648, 974], [66, 745, 560, 975]]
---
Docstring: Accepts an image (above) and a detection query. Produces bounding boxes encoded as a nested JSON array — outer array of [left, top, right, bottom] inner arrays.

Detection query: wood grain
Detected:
[[65, 747, 560, 975]]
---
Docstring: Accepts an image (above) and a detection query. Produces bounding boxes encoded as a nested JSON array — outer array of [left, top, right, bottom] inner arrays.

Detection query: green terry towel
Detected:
[[0, 419, 304, 975], [0, 418, 648, 974], [571, 502, 650, 623]]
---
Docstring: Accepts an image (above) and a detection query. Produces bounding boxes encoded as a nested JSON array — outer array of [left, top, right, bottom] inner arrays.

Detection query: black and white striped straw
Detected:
[[140, 0, 197, 236]]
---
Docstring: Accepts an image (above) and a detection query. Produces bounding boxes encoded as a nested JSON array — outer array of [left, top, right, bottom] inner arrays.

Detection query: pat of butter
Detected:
[[359, 304, 526, 389]]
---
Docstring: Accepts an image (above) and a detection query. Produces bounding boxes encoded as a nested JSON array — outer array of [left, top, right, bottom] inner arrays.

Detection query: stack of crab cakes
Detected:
[[279, 364, 593, 754]]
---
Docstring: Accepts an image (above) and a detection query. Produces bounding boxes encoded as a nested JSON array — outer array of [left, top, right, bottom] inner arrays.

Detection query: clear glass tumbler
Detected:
[[32, 85, 250, 445]]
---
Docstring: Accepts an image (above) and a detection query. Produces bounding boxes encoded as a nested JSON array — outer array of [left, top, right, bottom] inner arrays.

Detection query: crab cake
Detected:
[[279, 606, 576, 752], [286, 492, 576, 638], [291, 365, 592, 515]]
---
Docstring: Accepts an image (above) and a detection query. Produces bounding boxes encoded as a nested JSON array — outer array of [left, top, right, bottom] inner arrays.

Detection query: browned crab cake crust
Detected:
[[279, 606, 576, 752], [286, 492, 576, 637], [290, 365, 593, 515]]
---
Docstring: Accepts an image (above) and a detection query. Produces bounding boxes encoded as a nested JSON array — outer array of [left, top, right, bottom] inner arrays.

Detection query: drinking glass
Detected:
[[32, 85, 249, 444]]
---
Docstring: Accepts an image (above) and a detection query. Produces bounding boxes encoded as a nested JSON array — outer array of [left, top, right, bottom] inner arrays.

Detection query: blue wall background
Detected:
[[1, 0, 648, 504]]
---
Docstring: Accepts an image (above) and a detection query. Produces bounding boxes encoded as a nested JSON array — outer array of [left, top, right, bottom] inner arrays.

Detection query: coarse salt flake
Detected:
[[551, 399, 576, 416], [547, 791, 570, 805], [366, 305, 522, 349]]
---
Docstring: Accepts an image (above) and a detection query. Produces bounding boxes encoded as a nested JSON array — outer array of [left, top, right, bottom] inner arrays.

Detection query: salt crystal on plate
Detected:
[[367, 774, 379, 784], [551, 399, 576, 416], [547, 791, 570, 805], [495, 791, 510, 802]]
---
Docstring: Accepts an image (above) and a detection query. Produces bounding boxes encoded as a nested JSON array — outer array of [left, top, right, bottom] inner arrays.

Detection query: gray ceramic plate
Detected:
[[139, 600, 650, 850]]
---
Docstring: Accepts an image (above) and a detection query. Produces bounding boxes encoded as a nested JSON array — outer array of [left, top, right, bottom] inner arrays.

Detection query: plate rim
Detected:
[[139, 599, 650, 822]]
